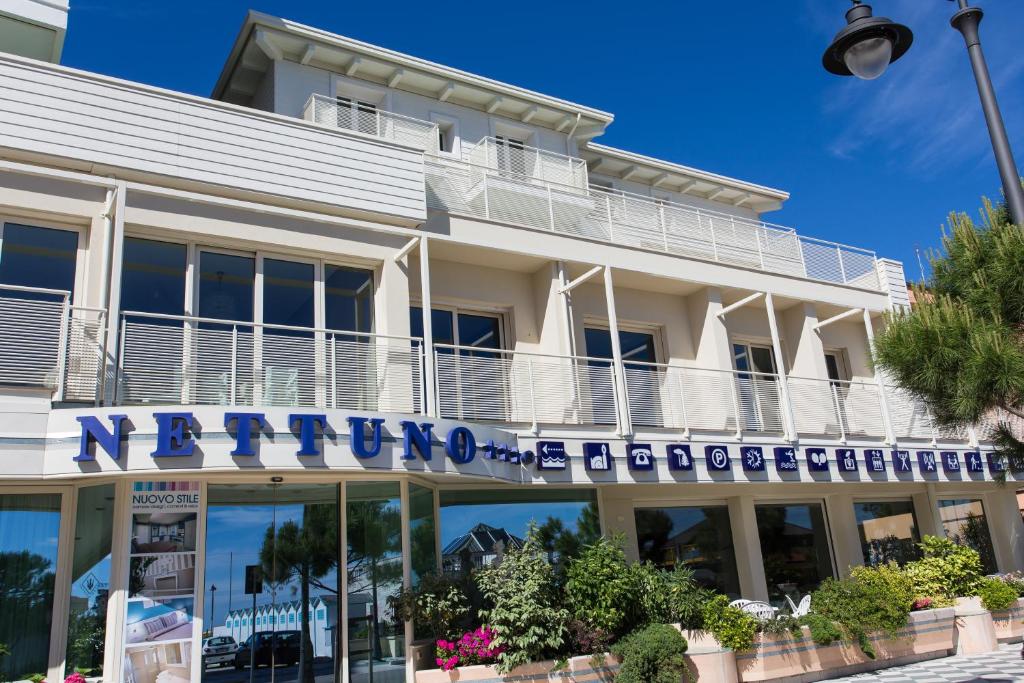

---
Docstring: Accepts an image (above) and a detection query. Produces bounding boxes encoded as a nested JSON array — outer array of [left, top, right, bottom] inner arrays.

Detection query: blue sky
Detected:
[[61, 0, 1024, 280]]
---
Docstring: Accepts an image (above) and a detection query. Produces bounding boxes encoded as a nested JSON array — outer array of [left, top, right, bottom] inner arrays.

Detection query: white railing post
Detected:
[[53, 295, 71, 401], [330, 335, 338, 409], [764, 293, 798, 441], [676, 370, 691, 439], [728, 372, 744, 439], [547, 184, 556, 231], [482, 173, 490, 221], [836, 245, 848, 283], [526, 357, 539, 435], [863, 309, 897, 445], [115, 315, 126, 404], [605, 194, 615, 242], [660, 202, 669, 251], [831, 383, 847, 443], [230, 326, 238, 404], [418, 341, 428, 416], [797, 236, 810, 278], [755, 226, 766, 270], [706, 212, 719, 262]]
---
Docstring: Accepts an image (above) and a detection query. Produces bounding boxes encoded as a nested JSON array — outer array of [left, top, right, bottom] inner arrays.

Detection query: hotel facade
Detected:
[[0, 4, 1021, 683]]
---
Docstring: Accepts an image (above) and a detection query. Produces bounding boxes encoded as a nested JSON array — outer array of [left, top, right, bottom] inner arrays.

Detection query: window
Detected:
[[824, 351, 849, 383], [0, 222, 79, 298], [197, 251, 254, 324], [409, 307, 502, 355], [494, 135, 529, 176], [854, 500, 921, 565], [336, 96, 379, 135], [0, 493, 63, 681], [938, 499, 997, 573], [120, 238, 187, 318], [733, 342, 783, 433], [585, 326, 658, 425], [635, 505, 740, 597], [755, 502, 835, 607], [325, 265, 374, 334]]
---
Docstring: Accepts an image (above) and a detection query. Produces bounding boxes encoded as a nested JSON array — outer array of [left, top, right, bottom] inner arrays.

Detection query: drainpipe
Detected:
[[97, 181, 117, 310], [564, 112, 582, 157]]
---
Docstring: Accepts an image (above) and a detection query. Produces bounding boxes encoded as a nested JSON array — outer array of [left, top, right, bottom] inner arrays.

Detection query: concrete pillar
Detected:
[[688, 287, 733, 370], [912, 490, 940, 539], [727, 496, 769, 601], [377, 253, 411, 338], [984, 487, 1024, 572], [824, 493, 862, 576], [781, 302, 828, 379], [601, 495, 640, 563]]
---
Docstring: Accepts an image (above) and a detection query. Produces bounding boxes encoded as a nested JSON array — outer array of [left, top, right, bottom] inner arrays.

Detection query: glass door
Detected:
[[261, 258, 316, 407], [202, 484, 340, 683], [195, 251, 255, 405], [584, 327, 657, 426], [733, 343, 781, 432]]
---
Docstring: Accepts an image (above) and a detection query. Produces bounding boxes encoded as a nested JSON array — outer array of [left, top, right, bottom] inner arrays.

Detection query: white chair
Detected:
[[739, 601, 777, 621], [729, 599, 752, 609], [785, 594, 812, 617]]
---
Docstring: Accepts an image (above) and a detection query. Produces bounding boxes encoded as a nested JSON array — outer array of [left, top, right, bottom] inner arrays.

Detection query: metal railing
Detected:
[[0, 284, 105, 402], [465, 137, 589, 189], [424, 155, 881, 290], [788, 376, 888, 441], [116, 312, 424, 412], [433, 345, 618, 429], [303, 93, 439, 153], [622, 362, 785, 436], [885, 385, 969, 443]]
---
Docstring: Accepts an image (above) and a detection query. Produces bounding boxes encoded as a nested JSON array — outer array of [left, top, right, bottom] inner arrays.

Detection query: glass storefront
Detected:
[[755, 502, 835, 606], [634, 505, 741, 597], [938, 498, 998, 574], [203, 484, 340, 683], [853, 500, 921, 566], [66, 484, 115, 678], [0, 493, 62, 681]]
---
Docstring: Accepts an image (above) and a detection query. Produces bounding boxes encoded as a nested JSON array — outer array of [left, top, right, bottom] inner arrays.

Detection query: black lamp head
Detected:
[[823, 1, 913, 79]]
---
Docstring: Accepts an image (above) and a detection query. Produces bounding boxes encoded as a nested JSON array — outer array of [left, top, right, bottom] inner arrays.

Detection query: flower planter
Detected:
[[953, 596, 999, 655], [991, 598, 1024, 643], [733, 607, 955, 683], [414, 653, 618, 683], [679, 629, 737, 683]]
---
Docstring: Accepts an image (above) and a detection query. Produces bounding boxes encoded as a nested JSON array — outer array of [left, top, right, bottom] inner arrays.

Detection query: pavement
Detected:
[[818, 644, 1024, 683]]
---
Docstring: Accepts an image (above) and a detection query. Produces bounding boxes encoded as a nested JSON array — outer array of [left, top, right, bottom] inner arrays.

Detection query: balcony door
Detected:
[[732, 342, 782, 433], [494, 136, 529, 178], [585, 327, 658, 426]]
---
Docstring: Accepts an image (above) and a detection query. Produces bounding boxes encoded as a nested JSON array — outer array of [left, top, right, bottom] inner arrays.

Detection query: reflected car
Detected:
[[202, 635, 238, 668], [233, 630, 301, 669]]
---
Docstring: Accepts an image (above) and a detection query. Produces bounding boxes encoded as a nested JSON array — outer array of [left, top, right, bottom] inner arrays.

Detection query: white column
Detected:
[[603, 266, 630, 436], [419, 236, 436, 417], [824, 493, 862, 577], [400, 481, 414, 683], [728, 496, 769, 602], [984, 488, 1024, 572], [101, 181, 127, 405], [863, 309, 897, 445], [556, 261, 577, 356], [764, 292, 797, 441]]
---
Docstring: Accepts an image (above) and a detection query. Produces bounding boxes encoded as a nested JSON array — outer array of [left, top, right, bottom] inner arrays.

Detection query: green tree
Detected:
[[345, 500, 403, 665], [259, 504, 338, 683], [873, 198, 1024, 471]]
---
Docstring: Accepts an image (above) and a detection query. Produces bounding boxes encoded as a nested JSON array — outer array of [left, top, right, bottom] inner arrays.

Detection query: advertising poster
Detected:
[[124, 482, 201, 683]]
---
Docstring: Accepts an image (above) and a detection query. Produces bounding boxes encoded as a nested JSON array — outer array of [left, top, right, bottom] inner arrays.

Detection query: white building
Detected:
[[0, 7, 1019, 683]]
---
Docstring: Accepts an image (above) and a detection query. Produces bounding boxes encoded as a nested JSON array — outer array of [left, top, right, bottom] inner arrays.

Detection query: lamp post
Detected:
[[209, 583, 218, 637], [822, 0, 1024, 226]]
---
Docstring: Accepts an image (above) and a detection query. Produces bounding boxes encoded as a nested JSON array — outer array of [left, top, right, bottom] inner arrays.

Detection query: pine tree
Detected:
[[873, 197, 1024, 472]]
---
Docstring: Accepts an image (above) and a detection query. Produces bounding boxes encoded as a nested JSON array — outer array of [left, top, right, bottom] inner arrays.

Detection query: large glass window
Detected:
[[65, 485, 115, 678], [262, 259, 315, 406], [197, 252, 254, 323], [325, 265, 373, 333], [203, 484, 339, 683], [755, 503, 834, 607], [733, 342, 782, 432], [439, 490, 598, 575], [346, 482, 403, 683], [0, 493, 62, 681], [938, 498, 997, 574], [120, 238, 187, 317], [0, 223, 78, 297], [634, 505, 740, 598], [854, 500, 921, 566]]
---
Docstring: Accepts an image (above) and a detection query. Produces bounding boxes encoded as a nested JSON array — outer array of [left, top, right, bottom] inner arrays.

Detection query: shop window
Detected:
[[0, 493, 62, 681], [634, 505, 741, 598], [346, 482, 403, 683], [65, 484, 115, 678], [853, 500, 922, 566], [938, 498, 998, 573], [439, 489, 598, 576], [755, 503, 835, 607], [0, 222, 78, 299]]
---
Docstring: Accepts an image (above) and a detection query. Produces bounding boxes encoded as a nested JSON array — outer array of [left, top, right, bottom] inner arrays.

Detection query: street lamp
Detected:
[[209, 583, 218, 636], [822, 0, 1024, 226]]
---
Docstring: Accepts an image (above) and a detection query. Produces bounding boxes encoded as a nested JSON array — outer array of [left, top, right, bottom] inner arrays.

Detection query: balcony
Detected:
[[115, 312, 424, 413], [425, 154, 881, 290], [0, 285, 105, 402], [303, 93, 440, 153]]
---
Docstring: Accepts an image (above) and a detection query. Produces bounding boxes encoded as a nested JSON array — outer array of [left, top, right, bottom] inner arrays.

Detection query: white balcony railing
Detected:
[[424, 156, 880, 290], [116, 312, 424, 413], [788, 376, 888, 440], [0, 285, 105, 402], [433, 345, 618, 428], [303, 93, 439, 153], [465, 137, 589, 189]]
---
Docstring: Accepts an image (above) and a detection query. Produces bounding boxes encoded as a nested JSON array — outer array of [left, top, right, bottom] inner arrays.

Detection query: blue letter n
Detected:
[[75, 414, 128, 462]]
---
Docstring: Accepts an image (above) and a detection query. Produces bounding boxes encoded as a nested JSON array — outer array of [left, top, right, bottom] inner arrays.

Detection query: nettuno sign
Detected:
[[73, 412, 523, 465]]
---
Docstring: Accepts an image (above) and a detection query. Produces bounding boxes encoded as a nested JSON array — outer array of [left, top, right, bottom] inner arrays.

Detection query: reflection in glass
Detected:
[[756, 503, 834, 606], [66, 484, 115, 677], [198, 252, 254, 323], [439, 490, 598, 575], [635, 506, 740, 597], [409, 485, 437, 583], [585, 327, 658, 425], [854, 500, 921, 566], [325, 265, 374, 333], [120, 238, 187, 318], [938, 499, 997, 574], [204, 484, 339, 683], [0, 493, 62, 681], [347, 483, 404, 683], [0, 223, 78, 296]]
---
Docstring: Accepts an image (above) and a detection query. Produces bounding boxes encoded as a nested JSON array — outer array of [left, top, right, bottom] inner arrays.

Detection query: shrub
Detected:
[[566, 619, 611, 657], [799, 613, 843, 646], [611, 623, 689, 683], [629, 561, 673, 628], [563, 535, 634, 639], [390, 572, 470, 640], [912, 597, 935, 611], [476, 527, 568, 673], [701, 595, 758, 652], [64, 675, 88, 683], [849, 562, 915, 629], [903, 535, 983, 604], [434, 626, 504, 671], [1000, 571, 1024, 597], [977, 577, 1019, 611], [664, 566, 713, 630], [809, 566, 912, 658]]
